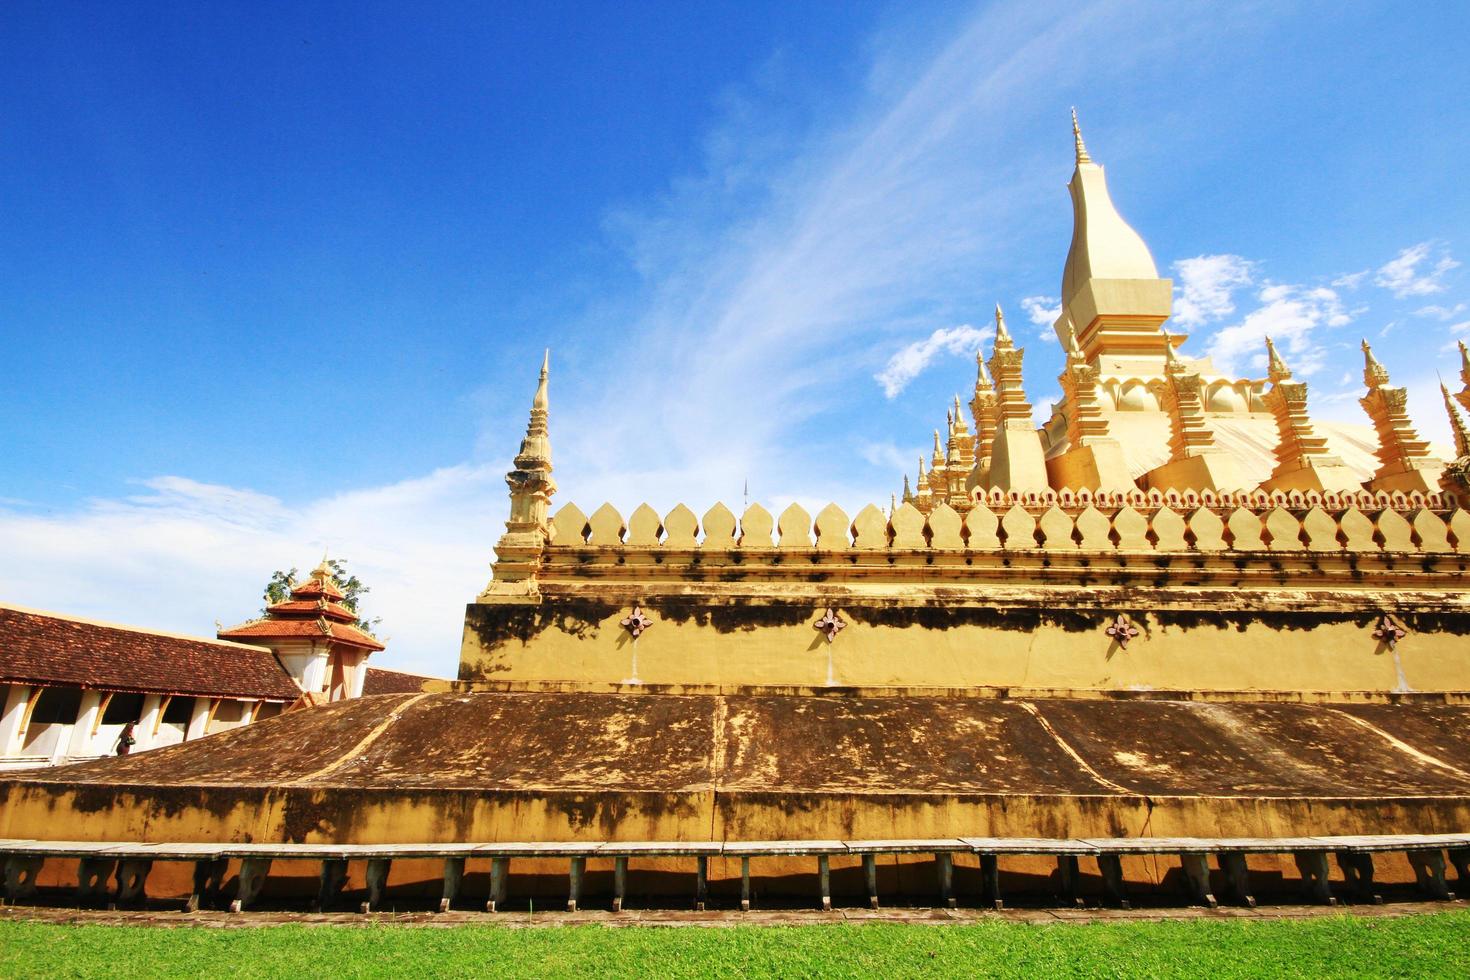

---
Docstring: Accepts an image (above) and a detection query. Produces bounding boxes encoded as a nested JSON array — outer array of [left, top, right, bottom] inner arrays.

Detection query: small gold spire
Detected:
[[1265, 336, 1291, 384], [974, 349, 993, 388], [533, 348, 550, 411], [1071, 108, 1091, 165], [1459, 339, 1470, 386], [1443, 381, 1470, 458], [1362, 339, 1390, 389], [994, 303, 1011, 344]]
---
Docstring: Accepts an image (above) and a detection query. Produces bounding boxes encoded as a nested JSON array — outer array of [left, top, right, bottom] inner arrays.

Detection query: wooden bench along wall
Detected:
[[2, 834, 1467, 914]]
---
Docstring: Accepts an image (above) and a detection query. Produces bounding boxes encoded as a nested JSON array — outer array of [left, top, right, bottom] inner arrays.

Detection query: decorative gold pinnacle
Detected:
[[1361, 339, 1390, 389], [1443, 381, 1470, 458], [1265, 336, 1292, 384], [1072, 108, 1091, 165]]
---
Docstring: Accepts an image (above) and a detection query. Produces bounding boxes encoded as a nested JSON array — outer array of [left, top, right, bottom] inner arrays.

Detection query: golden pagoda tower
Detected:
[[1359, 340, 1443, 495]]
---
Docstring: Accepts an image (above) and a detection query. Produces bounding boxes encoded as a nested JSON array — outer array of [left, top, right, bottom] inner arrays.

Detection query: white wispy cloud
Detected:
[[1020, 296, 1061, 341], [1415, 303, 1467, 321], [0, 469, 503, 678], [1202, 282, 1353, 377], [1171, 254, 1254, 328], [1374, 242, 1460, 298], [875, 324, 990, 398]]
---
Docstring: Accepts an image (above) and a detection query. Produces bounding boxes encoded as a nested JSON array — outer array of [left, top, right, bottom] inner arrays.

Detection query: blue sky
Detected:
[[2, 1, 1468, 675]]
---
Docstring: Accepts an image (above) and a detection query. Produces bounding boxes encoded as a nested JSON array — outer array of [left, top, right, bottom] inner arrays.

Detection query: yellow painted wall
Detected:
[[461, 604, 1470, 696]]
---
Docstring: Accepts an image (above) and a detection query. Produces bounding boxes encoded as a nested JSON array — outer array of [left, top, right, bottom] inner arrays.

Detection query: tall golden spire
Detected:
[[1071, 107, 1091, 165], [488, 351, 559, 588], [1258, 337, 1359, 493], [1358, 343, 1442, 493]]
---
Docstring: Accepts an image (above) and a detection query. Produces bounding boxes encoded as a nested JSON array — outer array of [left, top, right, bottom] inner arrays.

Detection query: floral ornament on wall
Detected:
[[620, 606, 654, 638], [814, 608, 846, 643], [1105, 614, 1141, 649], [1371, 614, 1407, 651]]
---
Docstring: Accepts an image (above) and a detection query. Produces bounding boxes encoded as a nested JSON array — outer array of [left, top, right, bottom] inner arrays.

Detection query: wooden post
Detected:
[[1292, 852, 1336, 906], [1056, 854, 1083, 908], [486, 857, 509, 912], [739, 857, 751, 912], [316, 859, 348, 911], [1218, 852, 1256, 908], [936, 852, 955, 909], [863, 854, 878, 910], [77, 858, 116, 904], [979, 854, 1002, 910], [231, 858, 271, 913], [439, 857, 465, 913], [567, 856, 585, 913], [1096, 854, 1129, 908], [1178, 854, 1217, 909], [694, 855, 708, 912], [613, 856, 628, 913], [1406, 850, 1455, 900], [361, 858, 391, 913], [1335, 851, 1381, 904], [818, 854, 831, 911]]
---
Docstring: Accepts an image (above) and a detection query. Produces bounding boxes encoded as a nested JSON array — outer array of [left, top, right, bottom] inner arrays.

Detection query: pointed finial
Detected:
[[1362, 339, 1390, 388], [902, 474, 913, 503], [933, 429, 943, 455], [890, 493, 897, 516], [1459, 339, 1470, 386], [1071, 108, 1091, 165], [975, 349, 993, 388], [1443, 380, 1470, 457], [1264, 336, 1291, 384], [994, 303, 1011, 344], [953, 393, 963, 420], [532, 348, 550, 410], [917, 455, 926, 479]]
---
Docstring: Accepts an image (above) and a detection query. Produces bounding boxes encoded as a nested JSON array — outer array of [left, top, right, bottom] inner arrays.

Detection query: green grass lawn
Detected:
[[3, 913, 1470, 978]]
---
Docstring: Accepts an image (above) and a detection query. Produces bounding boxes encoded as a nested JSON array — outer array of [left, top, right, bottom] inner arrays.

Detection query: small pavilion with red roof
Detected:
[[218, 560, 385, 703]]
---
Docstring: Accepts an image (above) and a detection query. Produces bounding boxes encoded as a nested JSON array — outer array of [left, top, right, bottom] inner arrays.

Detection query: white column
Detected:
[[186, 697, 212, 741], [65, 690, 105, 760], [301, 647, 330, 695], [0, 685, 33, 757], [136, 694, 164, 751]]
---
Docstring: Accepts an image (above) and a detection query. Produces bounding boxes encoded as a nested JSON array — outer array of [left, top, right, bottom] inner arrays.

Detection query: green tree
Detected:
[[260, 558, 382, 636]]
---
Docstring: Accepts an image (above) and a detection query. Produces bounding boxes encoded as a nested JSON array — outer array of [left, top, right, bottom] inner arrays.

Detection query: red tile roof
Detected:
[[362, 667, 436, 695], [217, 616, 385, 652], [290, 573, 345, 601], [263, 599, 358, 623], [0, 604, 303, 701]]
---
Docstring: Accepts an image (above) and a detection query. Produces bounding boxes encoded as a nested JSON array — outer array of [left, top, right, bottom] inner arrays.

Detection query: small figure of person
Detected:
[[115, 720, 137, 756]]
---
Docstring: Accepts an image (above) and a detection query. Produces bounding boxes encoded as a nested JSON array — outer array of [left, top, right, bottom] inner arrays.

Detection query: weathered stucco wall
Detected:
[[460, 591, 1470, 695]]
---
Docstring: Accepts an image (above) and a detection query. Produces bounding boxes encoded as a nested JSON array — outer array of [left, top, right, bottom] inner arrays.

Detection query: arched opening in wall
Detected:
[[21, 687, 82, 756]]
